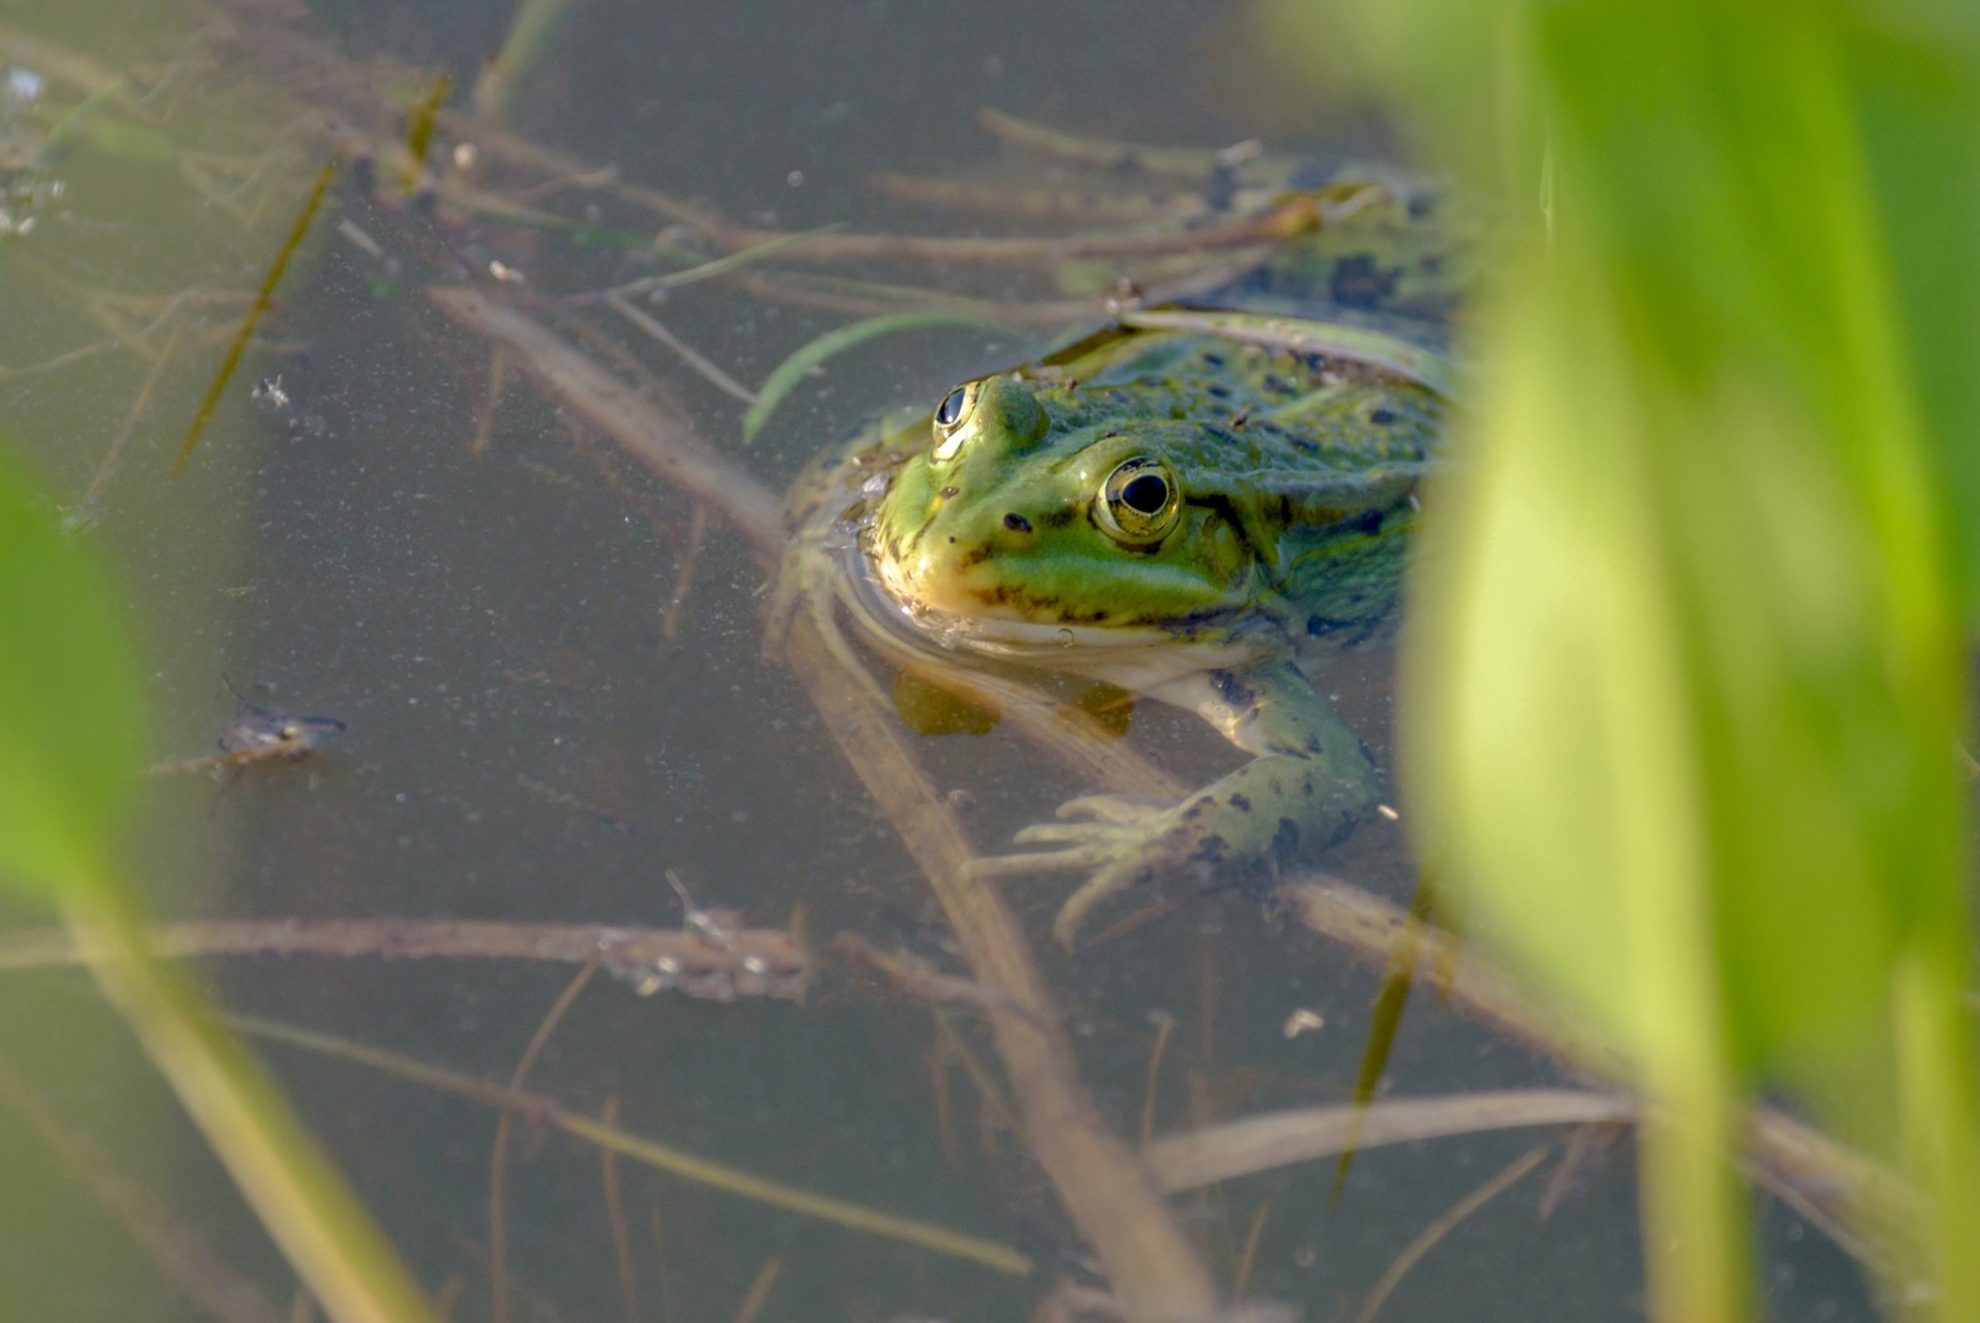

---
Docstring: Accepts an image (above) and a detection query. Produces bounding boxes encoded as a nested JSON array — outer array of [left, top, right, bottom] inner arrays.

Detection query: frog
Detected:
[[782, 174, 1462, 948]]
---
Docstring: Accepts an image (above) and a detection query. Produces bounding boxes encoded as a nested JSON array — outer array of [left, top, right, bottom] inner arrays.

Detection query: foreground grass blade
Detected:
[[1270, 0, 1980, 1318], [0, 448, 437, 1323]]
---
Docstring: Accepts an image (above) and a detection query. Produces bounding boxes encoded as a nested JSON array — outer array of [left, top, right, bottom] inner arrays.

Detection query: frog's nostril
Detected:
[[1002, 512, 1033, 533]]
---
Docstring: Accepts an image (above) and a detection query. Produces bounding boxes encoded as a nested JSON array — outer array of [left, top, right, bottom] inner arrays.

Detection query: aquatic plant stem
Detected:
[[1353, 1144, 1551, 1323], [0, 1048, 285, 1323], [232, 1014, 1030, 1276]]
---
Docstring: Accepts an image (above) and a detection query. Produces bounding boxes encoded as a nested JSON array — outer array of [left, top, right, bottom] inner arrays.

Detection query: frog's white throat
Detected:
[[852, 542, 1265, 688]]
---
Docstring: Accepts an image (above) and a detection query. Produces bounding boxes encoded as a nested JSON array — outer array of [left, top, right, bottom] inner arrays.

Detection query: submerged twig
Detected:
[[659, 502, 709, 645], [233, 1015, 1032, 1276], [490, 964, 596, 1323], [867, 168, 1211, 225], [708, 195, 1317, 268], [1232, 1197, 1272, 1302], [1145, 1090, 1632, 1194], [834, 933, 1051, 1029], [780, 621, 1222, 1315], [604, 293, 756, 404], [0, 917, 811, 1002], [77, 323, 186, 519], [423, 286, 785, 556], [974, 107, 1240, 181], [730, 1256, 780, 1323], [591, 224, 847, 303], [596, 1095, 640, 1323], [1333, 870, 1440, 1198], [172, 161, 335, 475], [0, 1048, 286, 1323], [1353, 1145, 1553, 1323]]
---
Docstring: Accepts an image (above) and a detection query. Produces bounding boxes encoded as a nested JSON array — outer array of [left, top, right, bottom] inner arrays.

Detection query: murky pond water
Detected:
[[0, 1, 1878, 1319]]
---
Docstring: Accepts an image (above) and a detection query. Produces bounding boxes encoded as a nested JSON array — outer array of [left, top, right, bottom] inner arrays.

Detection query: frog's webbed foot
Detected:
[[970, 662, 1384, 950], [962, 793, 1170, 874], [964, 793, 1188, 949]]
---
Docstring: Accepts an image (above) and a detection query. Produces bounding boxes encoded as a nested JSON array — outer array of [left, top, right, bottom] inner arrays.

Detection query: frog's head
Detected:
[[866, 373, 1265, 648]]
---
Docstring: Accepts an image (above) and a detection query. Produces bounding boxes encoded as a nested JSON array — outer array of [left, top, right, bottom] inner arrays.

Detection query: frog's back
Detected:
[[1191, 173, 1467, 356]]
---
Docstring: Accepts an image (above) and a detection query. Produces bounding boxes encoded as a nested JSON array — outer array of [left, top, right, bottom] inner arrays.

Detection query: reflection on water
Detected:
[[0, 1, 1875, 1319]]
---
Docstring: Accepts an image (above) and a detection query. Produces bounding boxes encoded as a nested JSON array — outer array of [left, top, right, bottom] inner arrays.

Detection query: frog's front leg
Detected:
[[971, 661, 1382, 948]]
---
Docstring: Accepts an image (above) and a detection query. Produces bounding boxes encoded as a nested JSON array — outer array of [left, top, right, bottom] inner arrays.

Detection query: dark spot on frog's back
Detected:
[[1229, 792, 1252, 813], [958, 542, 995, 569], [1209, 669, 1255, 710], [1273, 817, 1301, 855], [1205, 162, 1238, 211], [1330, 254, 1402, 310], [1192, 834, 1228, 864]]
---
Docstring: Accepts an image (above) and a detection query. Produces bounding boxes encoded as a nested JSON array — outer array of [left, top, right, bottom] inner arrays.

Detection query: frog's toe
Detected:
[[1050, 861, 1145, 950], [1053, 792, 1170, 825], [963, 844, 1115, 879], [1011, 817, 1137, 847]]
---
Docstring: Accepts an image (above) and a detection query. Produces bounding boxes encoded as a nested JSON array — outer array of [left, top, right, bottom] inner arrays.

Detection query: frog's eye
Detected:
[[930, 382, 978, 461], [935, 386, 969, 428], [1096, 457, 1181, 545]]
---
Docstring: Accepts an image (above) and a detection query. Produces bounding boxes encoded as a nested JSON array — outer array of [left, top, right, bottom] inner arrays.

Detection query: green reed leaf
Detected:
[[0, 448, 141, 897]]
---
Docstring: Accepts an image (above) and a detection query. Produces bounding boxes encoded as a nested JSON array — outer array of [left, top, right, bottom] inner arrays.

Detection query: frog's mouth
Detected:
[[866, 537, 1154, 651], [848, 538, 1260, 684]]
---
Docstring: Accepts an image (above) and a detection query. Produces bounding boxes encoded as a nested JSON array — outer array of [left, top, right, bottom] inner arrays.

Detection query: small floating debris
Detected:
[[3, 66, 44, 105], [602, 924, 810, 1003], [146, 679, 345, 777], [601, 869, 810, 1002], [250, 374, 291, 414]]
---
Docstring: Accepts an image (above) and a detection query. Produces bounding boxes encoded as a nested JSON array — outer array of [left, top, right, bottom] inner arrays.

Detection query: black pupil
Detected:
[[1120, 473, 1169, 515], [936, 387, 967, 426]]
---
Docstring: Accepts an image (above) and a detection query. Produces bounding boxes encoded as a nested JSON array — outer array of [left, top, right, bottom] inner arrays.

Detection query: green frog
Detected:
[[784, 176, 1461, 947]]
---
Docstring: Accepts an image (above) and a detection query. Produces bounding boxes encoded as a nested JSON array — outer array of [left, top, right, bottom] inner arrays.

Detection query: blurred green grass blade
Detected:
[[1847, 12, 1980, 614], [0, 443, 437, 1322], [1302, 0, 1980, 1314], [70, 886, 441, 1323], [0, 450, 141, 896]]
